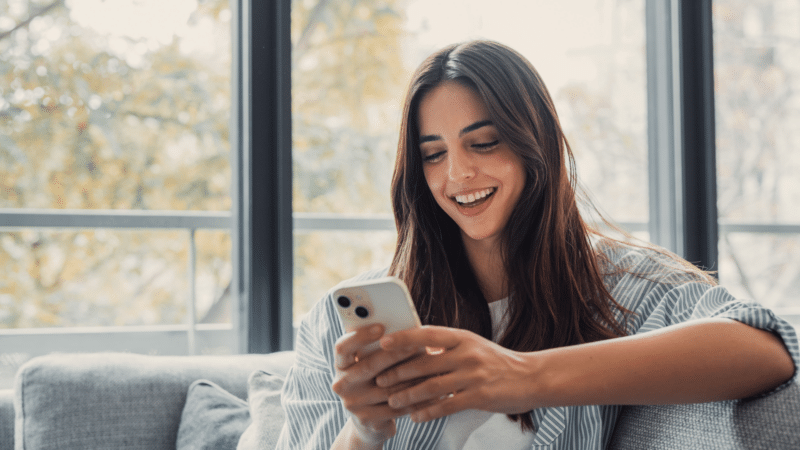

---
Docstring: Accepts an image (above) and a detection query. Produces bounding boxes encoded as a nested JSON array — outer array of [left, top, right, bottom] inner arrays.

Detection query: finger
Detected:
[[336, 345, 422, 392], [338, 383, 392, 410], [335, 324, 385, 370], [351, 403, 418, 430], [375, 352, 452, 388], [360, 344, 422, 380], [384, 376, 431, 395], [335, 342, 357, 371], [410, 391, 471, 423], [379, 325, 464, 352], [387, 372, 469, 410]]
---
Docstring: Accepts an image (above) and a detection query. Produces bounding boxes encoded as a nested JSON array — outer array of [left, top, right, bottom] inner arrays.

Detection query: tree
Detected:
[[1, 0, 233, 327]]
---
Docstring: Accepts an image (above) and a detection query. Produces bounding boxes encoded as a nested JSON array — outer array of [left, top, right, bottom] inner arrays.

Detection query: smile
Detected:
[[452, 187, 496, 207]]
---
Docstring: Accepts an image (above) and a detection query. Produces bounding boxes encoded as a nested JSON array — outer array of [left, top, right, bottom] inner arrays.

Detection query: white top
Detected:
[[434, 298, 536, 450]]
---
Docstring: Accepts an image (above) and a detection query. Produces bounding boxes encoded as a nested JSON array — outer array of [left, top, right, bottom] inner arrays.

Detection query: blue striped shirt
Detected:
[[275, 243, 800, 450]]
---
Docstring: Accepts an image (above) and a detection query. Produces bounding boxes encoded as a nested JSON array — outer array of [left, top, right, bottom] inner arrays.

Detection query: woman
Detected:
[[276, 40, 798, 449]]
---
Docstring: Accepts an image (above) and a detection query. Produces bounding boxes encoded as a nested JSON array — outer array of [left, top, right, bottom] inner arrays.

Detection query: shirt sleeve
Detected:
[[610, 246, 800, 396], [275, 292, 349, 450]]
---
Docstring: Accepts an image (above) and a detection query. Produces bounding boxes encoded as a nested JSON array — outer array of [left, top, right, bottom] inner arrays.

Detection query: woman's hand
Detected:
[[330, 323, 422, 448], [375, 326, 542, 423]]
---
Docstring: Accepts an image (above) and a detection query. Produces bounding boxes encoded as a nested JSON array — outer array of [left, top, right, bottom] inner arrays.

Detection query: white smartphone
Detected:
[[332, 276, 422, 357]]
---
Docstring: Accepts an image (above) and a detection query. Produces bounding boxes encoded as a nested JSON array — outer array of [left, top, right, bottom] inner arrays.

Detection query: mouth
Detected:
[[451, 187, 496, 208]]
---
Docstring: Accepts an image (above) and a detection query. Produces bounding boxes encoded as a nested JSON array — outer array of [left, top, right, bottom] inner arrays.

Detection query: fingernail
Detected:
[[375, 376, 386, 387], [380, 336, 393, 347], [370, 324, 382, 335], [388, 396, 400, 408]]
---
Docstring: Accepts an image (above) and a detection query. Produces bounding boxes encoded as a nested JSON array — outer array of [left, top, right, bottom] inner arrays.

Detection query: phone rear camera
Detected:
[[337, 296, 351, 308], [354, 306, 369, 318]]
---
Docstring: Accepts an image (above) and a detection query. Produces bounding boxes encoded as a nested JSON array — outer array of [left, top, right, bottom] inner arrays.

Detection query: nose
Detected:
[[447, 146, 476, 181]]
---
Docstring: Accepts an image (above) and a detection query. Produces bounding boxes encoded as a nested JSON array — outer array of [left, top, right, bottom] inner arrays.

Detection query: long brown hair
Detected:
[[388, 40, 649, 430]]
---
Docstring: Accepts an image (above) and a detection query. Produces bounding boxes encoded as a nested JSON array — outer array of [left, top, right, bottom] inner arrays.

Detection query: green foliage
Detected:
[[0, 0, 232, 327], [291, 0, 406, 215], [290, 0, 407, 319]]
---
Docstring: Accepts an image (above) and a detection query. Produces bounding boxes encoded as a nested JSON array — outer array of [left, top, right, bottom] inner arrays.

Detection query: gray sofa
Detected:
[[1, 351, 798, 450]]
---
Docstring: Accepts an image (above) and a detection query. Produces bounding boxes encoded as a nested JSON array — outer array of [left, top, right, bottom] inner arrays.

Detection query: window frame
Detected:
[[646, 0, 719, 270], [234, 0, 294, 353]]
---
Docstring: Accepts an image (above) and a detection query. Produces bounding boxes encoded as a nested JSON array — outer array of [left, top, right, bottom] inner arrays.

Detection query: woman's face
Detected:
[[417, 81, 526, 249]]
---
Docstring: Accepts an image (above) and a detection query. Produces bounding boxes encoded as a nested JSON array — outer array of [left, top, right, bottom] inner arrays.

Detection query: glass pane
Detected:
[[294, 230, 397, 322], [0, 228, 191, 328], [290, 0, 648, 221], [193, 229, 232, 324], [718, 232, 800, 329], [0, 227, 231, 328], [713, 0, 800, 317], [0, 0, 231, 211], [0, 0, 234, 360]]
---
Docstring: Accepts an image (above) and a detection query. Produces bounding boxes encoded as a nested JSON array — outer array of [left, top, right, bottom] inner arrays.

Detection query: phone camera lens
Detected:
[[354, 306, 369, 318], [337, 296, 351, 308]]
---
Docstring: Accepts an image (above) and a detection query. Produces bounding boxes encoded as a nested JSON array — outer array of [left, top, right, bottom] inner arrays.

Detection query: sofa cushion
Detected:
[[237, 370, 285, 450], [176, 380, 251, 450], [14, 351, 295, 450]]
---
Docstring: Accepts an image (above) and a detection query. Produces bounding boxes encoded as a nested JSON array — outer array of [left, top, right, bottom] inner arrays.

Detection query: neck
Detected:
[[461, 233, 508, 302]]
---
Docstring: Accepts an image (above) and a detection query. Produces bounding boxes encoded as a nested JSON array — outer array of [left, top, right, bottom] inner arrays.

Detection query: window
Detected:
[[713, 0, 800, 328], [0, 0, 235, 387]]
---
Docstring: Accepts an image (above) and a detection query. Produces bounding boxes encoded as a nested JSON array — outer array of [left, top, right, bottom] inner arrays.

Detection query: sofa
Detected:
[[1, 351, 798, 450]]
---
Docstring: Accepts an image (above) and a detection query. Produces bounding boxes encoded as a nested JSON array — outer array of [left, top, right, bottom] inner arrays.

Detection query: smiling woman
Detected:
[[276, 40, 798, 450]]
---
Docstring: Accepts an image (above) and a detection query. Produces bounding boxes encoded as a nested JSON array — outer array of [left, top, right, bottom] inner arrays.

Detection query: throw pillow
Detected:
[[237, 370, 286, 450], [176, 379, 251, 450]]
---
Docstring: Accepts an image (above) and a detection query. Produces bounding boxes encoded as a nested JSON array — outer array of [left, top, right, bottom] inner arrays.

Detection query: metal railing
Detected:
[[2, 209, 800, 357], [0, 209, 233, 357]]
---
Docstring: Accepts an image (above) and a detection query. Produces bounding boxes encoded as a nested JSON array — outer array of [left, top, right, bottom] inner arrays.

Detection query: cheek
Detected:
[[423, 167, 451, 211], [423, 167, 443, 194], [498, 159, 527, 198]]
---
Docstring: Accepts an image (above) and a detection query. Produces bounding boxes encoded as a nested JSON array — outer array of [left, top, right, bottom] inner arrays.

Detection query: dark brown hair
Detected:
[[388, 40, 707, 431]]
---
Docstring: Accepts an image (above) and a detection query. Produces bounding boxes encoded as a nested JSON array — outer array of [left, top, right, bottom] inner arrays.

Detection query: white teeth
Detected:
[[454, 188, 495, 204]]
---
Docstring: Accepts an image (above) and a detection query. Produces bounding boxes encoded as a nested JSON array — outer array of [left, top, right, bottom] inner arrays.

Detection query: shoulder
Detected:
[[593, 238, 717, 319], [594, 238, 711, 288]]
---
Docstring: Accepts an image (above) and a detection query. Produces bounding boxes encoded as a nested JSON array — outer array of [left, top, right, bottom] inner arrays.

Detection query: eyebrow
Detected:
[[419, 119, 494, 144]]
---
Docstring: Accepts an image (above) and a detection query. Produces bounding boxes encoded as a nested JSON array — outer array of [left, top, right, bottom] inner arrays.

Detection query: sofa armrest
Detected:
[[608, 381, 800, 449], [14, 351, 294, 450]]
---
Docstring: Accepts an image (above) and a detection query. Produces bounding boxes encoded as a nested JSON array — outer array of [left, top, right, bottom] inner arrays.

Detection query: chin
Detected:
[[460, 227, 500, 244]]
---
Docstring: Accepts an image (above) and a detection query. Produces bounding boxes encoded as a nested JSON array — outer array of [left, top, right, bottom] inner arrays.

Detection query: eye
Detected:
[[422, 150, 446, 163], [472, 140, 499, 151]]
